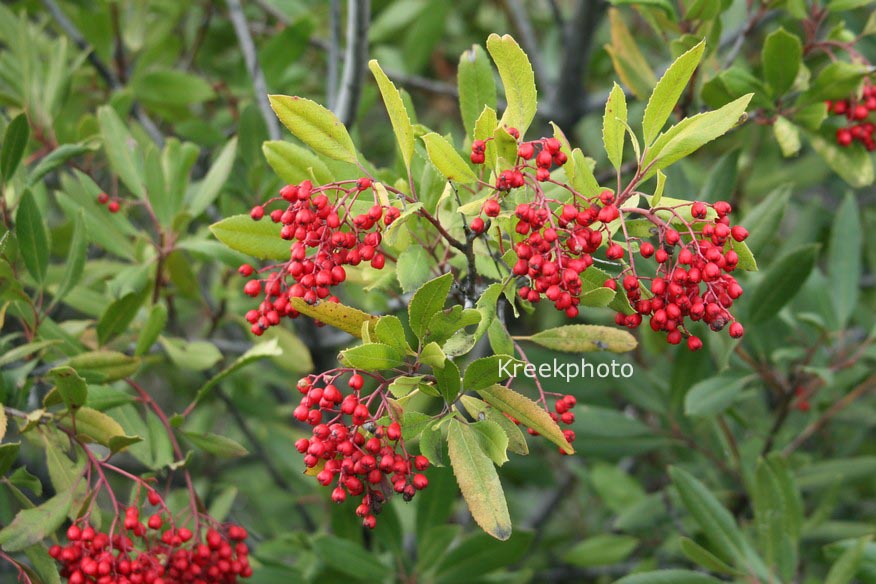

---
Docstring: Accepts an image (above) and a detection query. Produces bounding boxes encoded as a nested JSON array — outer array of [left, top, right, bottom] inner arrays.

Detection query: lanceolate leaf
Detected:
[[486, 33, 537, 135], [477, 384, 573, 454], [262, 140, 335, 185], [97, 106, 145, 198], [614, 570, 724, 584], [1, 113, 29, 182], [747, 244, 819, 323], [369, 60, 415, 170], [603, 83, 628, 170], [458, 44, 497, 139], [421, 133, 478, 184], [269, 95, 358, 164], [187, 138, 237, 217], [447, 419, 512, 540], [762, 28, 802, 96], [66, 351, 141, 383], [605, 9, 656, 100], [829, 193, 862, 328], [210, 214, 290, 260], [289, 298, 378, 338], [54, 209, 87, 302], [643, 41, 705, 144], [15, 189, 49, 284], [522, 324, 637, 353], [0, 491, 73, 552]]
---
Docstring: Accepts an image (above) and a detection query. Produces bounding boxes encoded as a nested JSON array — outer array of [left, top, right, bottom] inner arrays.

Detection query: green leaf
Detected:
[[289, 297, 378, 338], [396, 246, 433, 294], [609, 0, 678, 18], [54, 209, 87, 302], [0, 442, 19, 475], [66, 351, 141, 383], [369, 60, 415, 170], [463, 355, 521, 391], [1, 113, 29, 182], [66, 407, 140, 451], [568, 149, 601, 197], [801, 62, 869, 104], [614, 570, 724, 584], [310, 534, 391, 581], [15, 189, 49, 284], [762, 28, 802, 96], [701, 149, 739, 203], [486, 33, 537, 135], [420, 420, 448, 466], [0, 491, 72, 552], [373, 315, 412, 354], [458, 44, 497, 139], [194, 339, 283, 404], [470, 420, 509, 466], [408, 273, 453, 339], [564, 534, 638, 567], [669, 466, 766, 575], [828, 0, 876, 10], [159, 337, 222, 371], [262, 140, 334, 185], [132, 69, 215, 106], [603, 83, 628, 170], [186, 138, 237, 217], [522, 324, 637, 353], [340, 343, 406, 370], [679, 537, 739, 575], [644, 94, 753, 178], [27, 143, 92, 187], [421, 133, 478, 184], [605, 9, 657, 100], [477, 384, 574, 454], [684, 375, 749, 417], [829, 193, 861, 328], [740, 184, 791, 256], [97, 105, 145, 198], [808, 131, 875, 188], [433, 358, 462, 403], [747, 244, 819, 323], [773, 116, 801, 157], [97, 289, 148, 346], [643, 41, 705, 144], [183, 431, 249, 458], [426, 306, 481, 346], [47, 366, 88, 409], [432, 531, 533, 582], [135, 303, 168, 356], [268, 95, 358, 164], [753, 454, 803, 582], [825, 536, 870, 584], [210, 214, 290, 260], [447, 419, 511, 540]]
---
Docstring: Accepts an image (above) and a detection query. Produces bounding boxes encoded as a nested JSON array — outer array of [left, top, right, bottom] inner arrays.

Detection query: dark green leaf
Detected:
[[1, 113, 29, 182], [15, 190, 49, 284], [747, 244, 819, 323]]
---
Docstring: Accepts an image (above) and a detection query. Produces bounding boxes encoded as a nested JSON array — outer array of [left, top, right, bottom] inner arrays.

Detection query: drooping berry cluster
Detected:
[[611, 200, 747, 349], [242, 178, 399, 336], [829, 82, 876, 150], [49, 505, 251, 584], [292, 372, 428, 529]]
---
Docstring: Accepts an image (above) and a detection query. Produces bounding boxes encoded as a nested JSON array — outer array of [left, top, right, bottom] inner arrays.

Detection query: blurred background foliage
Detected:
[[1, 0, 876, 583]]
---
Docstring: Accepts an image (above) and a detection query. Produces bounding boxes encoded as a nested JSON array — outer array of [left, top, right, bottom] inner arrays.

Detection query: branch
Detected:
[[225, 0, 281, 140], [333, 0, 371, 127], [40, 0, 165, 146]]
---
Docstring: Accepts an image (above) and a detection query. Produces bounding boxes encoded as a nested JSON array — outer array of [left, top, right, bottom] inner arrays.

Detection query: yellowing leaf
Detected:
[[421, 133, 478, 184], [290, 298, 378, 338], [486, 34, 537, 135], [522, 324, 637, 353], [477, 384, 574, 454], [269, 95, 358, 164], [369, 60, 415, 170]]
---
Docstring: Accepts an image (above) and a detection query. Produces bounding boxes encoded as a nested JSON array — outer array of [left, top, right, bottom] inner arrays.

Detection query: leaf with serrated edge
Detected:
[[643, 41, 705, 144], [523, 324, 637, 353], [210, 215, 290, 260], [477, 384, 573, 453], [603, 83, 628, 170], [269, 95, 358, 164], [486, 34, 537, 135], [290, 298, 378, 338], [421, 133, 478, 184], [447, 419, 512, 540], [369, 60, 415, 170]]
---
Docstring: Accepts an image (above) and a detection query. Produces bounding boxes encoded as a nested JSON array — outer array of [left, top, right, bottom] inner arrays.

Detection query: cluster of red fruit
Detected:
[[828, 82, 876, 150], [242, 178, 398, 336], [609, 200, 747, 350], [96, 192, 121, 213], [49, 505, 251, 584], [292, 372, 428, 529]]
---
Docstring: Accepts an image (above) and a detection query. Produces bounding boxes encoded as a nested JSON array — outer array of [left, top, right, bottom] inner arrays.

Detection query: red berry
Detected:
[[97, 192, 109, 204], [470, 217, 485, 233], [107, 201, 120, 213]]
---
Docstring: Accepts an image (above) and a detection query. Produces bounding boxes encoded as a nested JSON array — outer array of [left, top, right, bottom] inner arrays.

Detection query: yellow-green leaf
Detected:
[[486, 34, 537, 135], [643, 41, 705, 145], [269, 95, 358, 164], [522, 324, 637, 353], [290, 298, 378, 338], [210, 214, 290, 260], [421, 133, 478, 184], [369, 60, 415, 170], [603, 83, 628, 170], [477, 384, 574, 454]]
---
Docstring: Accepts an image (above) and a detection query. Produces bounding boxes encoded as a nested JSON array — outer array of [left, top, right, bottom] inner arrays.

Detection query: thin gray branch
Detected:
[[333, 0, 371, 127], [225, 0, 281, 140], [327, 0, 342, 105], [503, 0, 551, 93], [40, 0, 165, 146]]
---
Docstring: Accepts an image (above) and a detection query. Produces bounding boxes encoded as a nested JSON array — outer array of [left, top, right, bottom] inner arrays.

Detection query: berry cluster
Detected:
[[829, 82, 876, 150], [242, 178, 399, 336], [292, 372, 428, 529], [610, 201, 747, 349], [49, 507, 250, 584], [96, 191, 120, 214]]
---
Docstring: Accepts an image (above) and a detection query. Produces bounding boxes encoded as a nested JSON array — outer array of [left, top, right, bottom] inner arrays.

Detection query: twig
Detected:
[[39, 0, 165, 146], [333, 0, 371, 127], [225, 0, 281, 140], [782, 375, 876, 456]]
